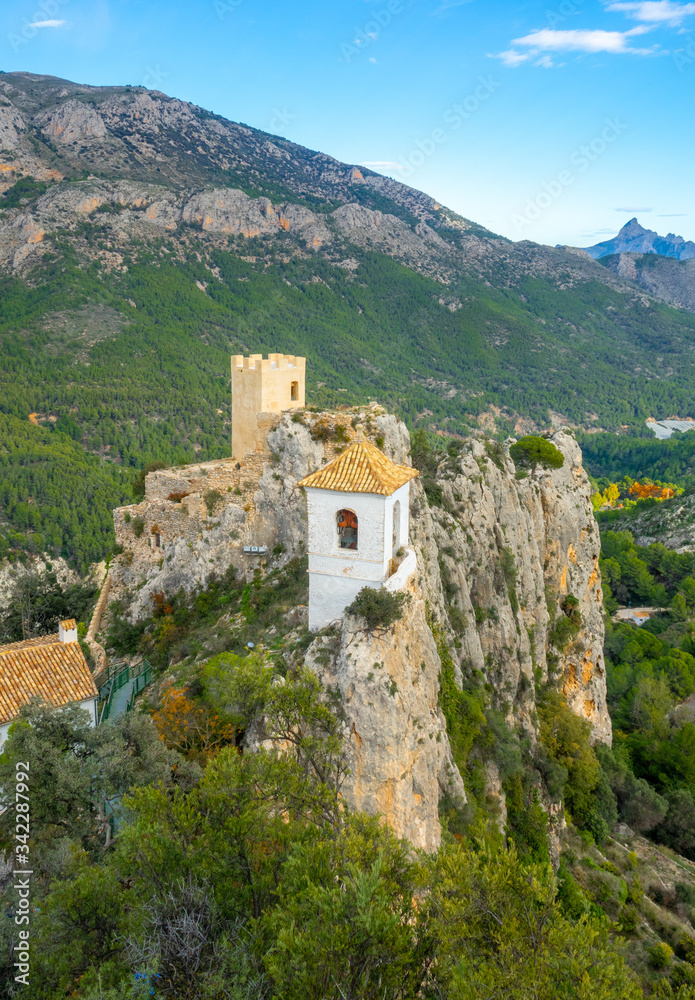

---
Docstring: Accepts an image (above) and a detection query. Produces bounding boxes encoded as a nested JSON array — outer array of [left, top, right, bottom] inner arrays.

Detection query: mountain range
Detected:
[[2, 70, 695, 567], [583, 217, 695, 261], [579, 219, 695, 312]]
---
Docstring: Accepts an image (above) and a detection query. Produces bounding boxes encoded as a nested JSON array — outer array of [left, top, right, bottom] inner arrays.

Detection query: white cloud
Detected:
[[658, 212, 688, 216], [497, 48, 533, 66], [616, 206, 653, 210], [605, 1, 695, 25], [369, 56, 377, 63], [28, 19, 66, 28], [495, 26, 657, 64]]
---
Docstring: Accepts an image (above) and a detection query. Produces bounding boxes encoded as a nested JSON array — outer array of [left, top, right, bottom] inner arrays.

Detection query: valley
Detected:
[[3, 68, 695, 999], [2, 72, 695, 570]]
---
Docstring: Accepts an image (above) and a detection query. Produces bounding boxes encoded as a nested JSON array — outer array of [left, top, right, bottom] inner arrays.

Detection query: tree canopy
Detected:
[[509, 435, 565, 472]]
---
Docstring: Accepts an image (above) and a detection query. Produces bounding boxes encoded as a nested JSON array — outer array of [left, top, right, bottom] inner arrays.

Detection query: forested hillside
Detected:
[[2, 70, 695, 571]]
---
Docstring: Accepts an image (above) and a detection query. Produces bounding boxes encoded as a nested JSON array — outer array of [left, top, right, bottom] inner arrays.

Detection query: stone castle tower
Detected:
[[231, 353, 306, 459]]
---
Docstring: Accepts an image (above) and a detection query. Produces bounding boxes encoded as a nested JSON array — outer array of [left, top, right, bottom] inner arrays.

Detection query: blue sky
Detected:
[[1, 0, 693, 247]]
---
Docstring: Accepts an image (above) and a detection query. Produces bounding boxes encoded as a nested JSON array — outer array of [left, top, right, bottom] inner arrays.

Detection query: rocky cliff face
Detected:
[[0, 70, 648, 300], [410, 433, 610, 744], [105, 407, 608, 851], [305, 590, 466, 854], [601, 251, 695, 314]]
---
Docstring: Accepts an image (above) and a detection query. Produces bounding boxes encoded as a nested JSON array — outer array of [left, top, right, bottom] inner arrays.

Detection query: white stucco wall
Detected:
[[0, 697, 98, 747], [305, 482, 412, 630], [384, 546, 417, 593]]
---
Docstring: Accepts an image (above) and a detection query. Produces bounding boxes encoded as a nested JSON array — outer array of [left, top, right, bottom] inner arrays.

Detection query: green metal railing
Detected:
[[126, 662, 152, 713], [98, 659, 152, 723]]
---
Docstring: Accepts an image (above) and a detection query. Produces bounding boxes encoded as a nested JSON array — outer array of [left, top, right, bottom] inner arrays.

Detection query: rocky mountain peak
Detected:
[[584, 217, 695, 261]]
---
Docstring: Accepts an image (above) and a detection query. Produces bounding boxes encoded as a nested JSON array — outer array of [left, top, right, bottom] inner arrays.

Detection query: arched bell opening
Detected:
[[392, 500, 401, 557], [337, 509, 358, 550]]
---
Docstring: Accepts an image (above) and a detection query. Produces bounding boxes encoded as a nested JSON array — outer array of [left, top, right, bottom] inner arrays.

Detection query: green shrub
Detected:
[[131, 516, 145, 538], [538, 689, 600, 824], [619, 907, 638, 934], [505, 774, 550, 863], [549, 595, 582, 650], [204, 489, 222, 515], [583, 809, 610, 846], [423, 479, 444, 507], [510, 435, 565, 472], [1, 176, 49, 207], [557, 861, 588, 919], [627, 875, 643, 905], [500, 548, 519, 612], [648, 942, 674, 969], [105, 600, 147, 654], [653, 790, 695, 860], [561, 593, 581, 624], [449, 604, 468, 635], [484, 438, 506, 470], [345, 587, 408, 632], [677, 884, 695, 907], [310, 419, 336, 442], [432, 616, 486, 781], [671, 961, 695, 988]]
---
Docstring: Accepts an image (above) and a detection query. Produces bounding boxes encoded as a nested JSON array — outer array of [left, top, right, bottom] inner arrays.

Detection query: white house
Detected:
[[0, 619, 99, 745], [299, 439, 419, 631], [615, 608, 652, 627]]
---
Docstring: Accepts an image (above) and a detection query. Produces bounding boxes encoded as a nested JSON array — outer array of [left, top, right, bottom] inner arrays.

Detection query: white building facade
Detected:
[[299, 440, 419, 631]]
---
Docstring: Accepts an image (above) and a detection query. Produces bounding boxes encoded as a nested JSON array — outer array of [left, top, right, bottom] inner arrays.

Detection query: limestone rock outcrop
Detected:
[[0, 71, 668, 310], [36, 99, 108, 144], [307, 587, 465, 853], [410, 431, 610, 743], [104, 406, 609, 852]]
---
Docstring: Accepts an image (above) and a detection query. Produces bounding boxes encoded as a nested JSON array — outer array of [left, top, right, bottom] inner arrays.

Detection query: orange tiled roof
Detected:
[[298, 440, 419, 496], [0, 638, 98, 726], [60, 619, 77, 630], [0, 633, 57, 654]]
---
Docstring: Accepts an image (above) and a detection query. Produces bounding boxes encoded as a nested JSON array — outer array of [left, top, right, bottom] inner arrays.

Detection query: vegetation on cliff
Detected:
[[3, 213, 695, 569], [0, 664, 642, 1000], [4, 510, 695, 995]]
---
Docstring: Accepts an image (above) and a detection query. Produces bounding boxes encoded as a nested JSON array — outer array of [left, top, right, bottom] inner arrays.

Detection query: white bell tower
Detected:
[[299, 440, 419, 631]]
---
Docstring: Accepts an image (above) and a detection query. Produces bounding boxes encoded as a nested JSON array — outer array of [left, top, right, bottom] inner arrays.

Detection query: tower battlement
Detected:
[[231, 353, 306, 459]]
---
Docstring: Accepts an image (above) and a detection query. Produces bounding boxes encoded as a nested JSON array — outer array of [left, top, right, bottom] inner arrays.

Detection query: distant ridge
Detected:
[[583, 217, 695, 261]]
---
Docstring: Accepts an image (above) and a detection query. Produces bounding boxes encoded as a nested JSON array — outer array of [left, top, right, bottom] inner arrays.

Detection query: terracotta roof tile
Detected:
[[0, 640, 98, 726], [298, 440, 418, 496], [0, 633, 58, 654]]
